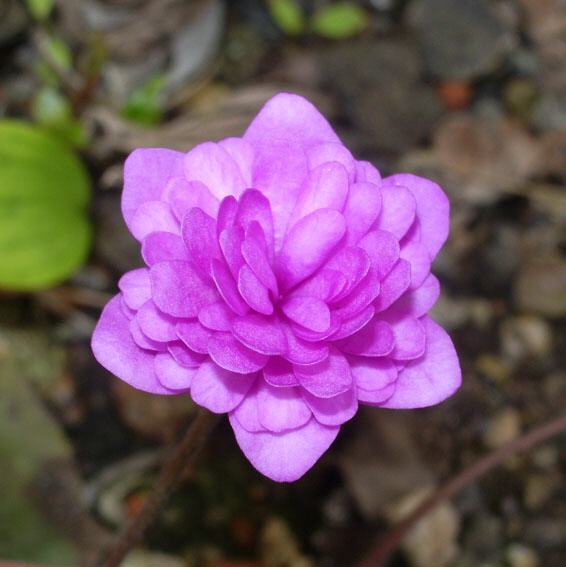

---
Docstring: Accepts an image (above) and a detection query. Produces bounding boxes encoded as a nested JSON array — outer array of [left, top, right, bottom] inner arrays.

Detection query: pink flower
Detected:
[[92, 93, 461, 482]]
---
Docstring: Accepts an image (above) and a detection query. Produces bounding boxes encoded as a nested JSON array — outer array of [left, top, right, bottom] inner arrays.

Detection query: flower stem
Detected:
[[94, 408, 220, 567], [359, 413, 566, 567]]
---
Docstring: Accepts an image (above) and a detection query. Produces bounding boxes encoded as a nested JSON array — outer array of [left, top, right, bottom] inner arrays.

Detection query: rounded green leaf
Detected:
[[311, 2, 368, 39], [268, 0, 305, 36], [0, 121, 92, 290]]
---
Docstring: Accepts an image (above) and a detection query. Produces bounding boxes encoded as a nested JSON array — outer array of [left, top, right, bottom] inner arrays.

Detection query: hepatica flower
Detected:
[[92, 93, 461, 482]]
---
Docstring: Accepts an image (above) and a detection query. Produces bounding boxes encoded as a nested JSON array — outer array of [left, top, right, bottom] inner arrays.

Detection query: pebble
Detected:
[[499, 316, 553, 361], [506, 543, 540, 567], [483, 408, 521, 450]]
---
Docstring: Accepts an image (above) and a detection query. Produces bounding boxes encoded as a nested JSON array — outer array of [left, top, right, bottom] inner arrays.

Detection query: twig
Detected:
[[359, 413, 566, 567], [94, 408, 220, 567]]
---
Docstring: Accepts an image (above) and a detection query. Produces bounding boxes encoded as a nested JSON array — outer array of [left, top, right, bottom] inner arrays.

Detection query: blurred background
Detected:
[[0, 0, 565, 566]]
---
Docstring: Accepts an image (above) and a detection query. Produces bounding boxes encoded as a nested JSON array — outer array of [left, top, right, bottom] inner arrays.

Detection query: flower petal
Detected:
[[241, 234, 278, 295], [208, 332, 268, 373], [357, 383, 396, 405], [400, 241, 431, 290], [278, 209, 346, 290], [176, 320, 211, 354], [218, 137, 254, 187], [257, 382, 312, 433], [358, 230, 400, 279], [210, 258, 249, 316], [91, 295, 174, 394], [237, 265, 273, 315], [384, 316, 427, 361], [380, 316, 461, 409], [349, 356, 397, 391], [135, 301, 178, 342], [308, 142, 356, 183], [281, 296, 331, 333], [231, 383, 264, 432], [375, 184, 416, 240], [232, 313, 287, 355], [168, 342, 206, 368], [335, 317, 395, 357], [118, 269, 151, 310], [198, 301, 234, 331], [229, 414, 340, 482], [389, 274, 440, 318], [355, 160, 382, 184], [163, 178, 219, 221], [302, 387, 357, 426], [263, 357, 300, 387], [151, 261, 218, 318], [191, 361, 256, 413], [282, 324, 330, 365], [142, 232, 186, 266], [235, 189, 275, 255], [154, 352, 195, 390], [373, 259, 411, 313], [122, 148, 183, 233], [343, 182, 382, 245], [130, 201, 179, 241], [383, 174, 449, 259], [294, 347, 352, 398]]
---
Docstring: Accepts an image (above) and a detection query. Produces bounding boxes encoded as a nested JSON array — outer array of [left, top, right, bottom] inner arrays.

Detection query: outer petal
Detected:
[[163, 178, 219, 220], [122, 148, 183, 233], [380, 316, 461, 409], [142, 232, 186, 266], [383, 174, 450, 259], [191, 361, 256, 413], [342, 182, 382, 245], [118, 269, 151, 310], [302, 387, 358, 426], [208, 332, 268, 373], [388, 274, 440, 318], [335, 317, 395, 357], [130, 201, 179, 241], [91, 295, 175, 395], [135, 301, 178, 342], [257, 382, 312, 433], [349, 356, 397, 391], [218, 137, 254, 187], [154, 352, 195, 390], [375, 185, 416, 240], [229, 414, 340, 482], [307, 142, 356, 183]]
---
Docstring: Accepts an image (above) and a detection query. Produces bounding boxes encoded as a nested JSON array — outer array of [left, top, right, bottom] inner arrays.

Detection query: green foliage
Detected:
[[26, 0, 55, 21], [311, 2, 368, 39], [268, 0, 305, 36], [122, 75, 166, 126], [32, 87, 88, 147], [0, 121, 92, 290]]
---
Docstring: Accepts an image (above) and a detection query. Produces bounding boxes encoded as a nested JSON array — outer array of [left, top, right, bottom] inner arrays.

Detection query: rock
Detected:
[[409, 0, 517, 79], [319, 38, 442, 154], [537, 130, 566, 180], [504, 78, 539, 122], [260, 517, 313, 567], [475, 354, 512, 385], [499, 316, 553, 361], [515, 256, 566, 317], [483, 408, 521, 450], [524, 473, 560, 510], [506, 543, 540, 567], [527, 184, 566, 223], [122, 549, 186, 567], [385, 487, 460, 567]]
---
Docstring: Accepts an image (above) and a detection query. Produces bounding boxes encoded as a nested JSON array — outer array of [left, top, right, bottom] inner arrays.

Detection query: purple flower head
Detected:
[[92, 93, 461, 482]]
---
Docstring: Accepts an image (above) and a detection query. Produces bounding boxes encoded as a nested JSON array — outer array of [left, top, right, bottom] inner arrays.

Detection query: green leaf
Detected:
[[0, 121, 92, 290], [26, 0, 55, 21], [268, 0, 305, 36], [311, 2, 368, 39], [32, 87, 88, 147], [45, 34, 73, 71], [122, 75, 166, 126]]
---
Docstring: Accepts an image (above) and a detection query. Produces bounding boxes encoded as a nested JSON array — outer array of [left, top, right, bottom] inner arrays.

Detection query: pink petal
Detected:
[[129, 318, 166, 352], [281, 296, 331, 333], [122, 148, 183, 233], [198, 302, 234, 331], [176, 320, 211, 354], [241, 235, 278, 295], [331, 267, 380, 320], [278, 209, 346, 289], [290, 162, 349, 225], [182, 207, 219, 277], [294, 347, 353, 398], [218, 137, 254, 187], [184, 142, 246, 200], [151, 261, 218, 318], [348, 356, 397, 391], [357, 383, 397, 405], [355, 160, 382, 184], [291, 313, 341, 342], [382, 315, 426, 361], [335, 317, 395, 357], [142, 232, 186, 266], [308, 142, 356, 183], [329, 305, 375, 341], [208, 332, 268, 373], [231, 313, 287, 355], [383, 174, 450, 259], [263, 358, 300, 387], [91, 295, 175, 395], [191, 360, 256, 413], [379, 316, 461, 408], [130, 201, 179, 241], [162, 178, 219, 220], [231, 383, 264, 432], [400, 241, 431, 289], [235, 189, 275, 255], [135, 301, 178, 342], [358, 230, 400, 279], [217, 195, 238, 235], [389, 274, 440, 318], [375, 185, 417, 240], [219, 226, 245, 278], [257, 382, 312, 433], [326, 247, 371, 302], [373, 259, 411, 313], [210, 258, 249, 316], [237, 265, 273, 315], [282, 324, 330, 365], [118, 269, 151, 310], [292, 268, 347, 302], [343, 182, 382, 245], [154, 352, 195, 390], [168, 342, 206, 368], [229, 414, 340, 482], [302, 387, 358, 426]]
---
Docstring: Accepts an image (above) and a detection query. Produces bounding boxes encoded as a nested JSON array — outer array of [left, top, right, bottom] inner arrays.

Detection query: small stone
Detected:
[[506, 543, 540, 567], [483, 408, 521, 449], [499, 316, 553, 361], [409, 0, 517, 79], [537, 129, 566, 181], [524, 474, 558, 510], [475, 354, 511, 385], [260, 517, 313, 567], [515, 256, 566, 317], [504, 78, 539, 121]]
